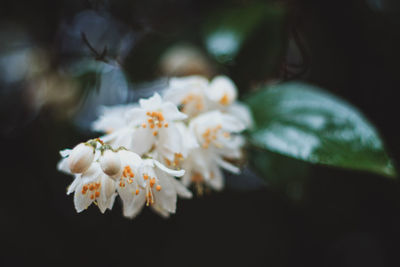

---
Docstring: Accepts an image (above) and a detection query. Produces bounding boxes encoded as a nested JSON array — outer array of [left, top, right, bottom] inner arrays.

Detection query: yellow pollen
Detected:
[[90, 194, 95, 200], [142, 123, 147, 128], [135, 189, 140, 195], [219, 93, 230, 105], [143, 174, 149, 180], [95, 191, 100, 198], [153, 131, 158, 136], [156, 185, 161, 191], [150, 178, 156, 188], [150, 124, 155, 129], [164, 123, 168, 128], [89, 185, 95, 191]]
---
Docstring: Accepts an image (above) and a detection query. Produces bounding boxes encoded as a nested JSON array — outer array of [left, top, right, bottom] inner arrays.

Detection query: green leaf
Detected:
[[245, 82, 396, 178]]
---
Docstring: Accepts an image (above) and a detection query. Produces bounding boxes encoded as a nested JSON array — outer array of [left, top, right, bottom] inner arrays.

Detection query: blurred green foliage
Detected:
[[245, 82, 396, 178]]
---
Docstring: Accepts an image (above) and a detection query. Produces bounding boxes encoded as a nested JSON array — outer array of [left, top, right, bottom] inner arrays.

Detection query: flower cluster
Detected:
[[57, 75, 252, 218]]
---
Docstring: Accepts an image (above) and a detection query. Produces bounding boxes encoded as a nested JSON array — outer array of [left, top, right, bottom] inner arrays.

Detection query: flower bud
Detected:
[[68, 143, 95, 173], [100, 150, 121, 177]]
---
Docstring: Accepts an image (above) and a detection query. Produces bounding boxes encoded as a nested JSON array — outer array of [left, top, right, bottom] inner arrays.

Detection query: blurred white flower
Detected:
[[206, 75, 237, 107], [164, 76, 209, 117], [181, 110, 245, 192]]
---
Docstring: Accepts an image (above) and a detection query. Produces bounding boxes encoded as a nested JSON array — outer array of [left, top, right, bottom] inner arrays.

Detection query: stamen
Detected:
[[150, 178, 156, 188], [135, 189, 140, 195], [156, 185, 162, 191], [219, 93, 229, 105], [142, 123, 147, 128]]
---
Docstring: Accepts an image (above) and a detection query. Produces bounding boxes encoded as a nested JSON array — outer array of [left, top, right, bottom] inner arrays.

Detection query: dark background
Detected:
[[1, 0, 400, 266]]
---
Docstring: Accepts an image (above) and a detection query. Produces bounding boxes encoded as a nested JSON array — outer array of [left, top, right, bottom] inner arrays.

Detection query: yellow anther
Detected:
[[135, 189, 140, 195], [164, 123, 168, 128], [90, 194, 95, 200], [156, 185, 161, 191], [150, 178, 156, 188], [142, 123, 147, 128], [153, 131, 158, 136], [95, 191, 100, 198], [143, 174, 149, 180], [219, 93, 229, 105]]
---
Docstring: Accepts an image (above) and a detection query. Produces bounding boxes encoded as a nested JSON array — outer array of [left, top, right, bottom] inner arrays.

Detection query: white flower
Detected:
[[122, 158, 192, 218], [68, 143, 95, 173], [181, 110, 246, 191], [163, 75, 209, 117], [151, 122, 198, 168], [92, 104, 137, 134], [67, 162, 117, 213], [226, 102, 253, 129], [206, 75, 237, 107], [112, 150, 144, 217], [115, 93, 188, 158], [100, 149, 121, 176]]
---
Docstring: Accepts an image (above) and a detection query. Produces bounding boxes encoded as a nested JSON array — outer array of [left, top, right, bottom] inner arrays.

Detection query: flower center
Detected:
[[164, 153, 184, 168], [142, 173, 162, 206], [182, 93, 204, 113], [201, 124, 230, 149], [119, 165, 134, 187], [81, 182, 101, 200], [219, 93, 230, 105], [142, 111, 168, 136]]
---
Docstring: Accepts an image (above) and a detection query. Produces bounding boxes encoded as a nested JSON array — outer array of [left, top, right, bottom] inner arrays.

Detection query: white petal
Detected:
[[161, 102, 187, 121], [154, 160, 185, 177], [124, 108, 147, 126], [73, 184, 94, 213], [216, 157, 240, 174], [57, 158, 71, 174], [207, 164, 224, 191], [59, 149, 71, 157], [130, 128, 155, 155], [169, 176, 192, 198], [150, 203, 171, 218], [227, 102, 253, 129], [123, 190, 146, 218], [139, 93, 163, 110], [66, 175, 81, 195], [153, 172, 177, 213]]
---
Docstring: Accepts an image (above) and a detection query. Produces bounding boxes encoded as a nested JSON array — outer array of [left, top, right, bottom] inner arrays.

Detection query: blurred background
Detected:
[[1, 0, 400, 266]]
